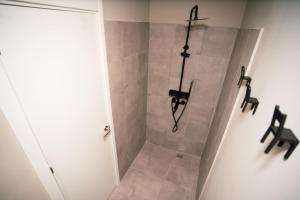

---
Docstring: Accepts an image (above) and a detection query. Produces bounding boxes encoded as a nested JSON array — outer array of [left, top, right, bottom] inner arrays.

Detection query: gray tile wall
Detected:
[[147, 23, 238, 157], [105, 21, 149, 178], [195, 29, 260, 198], [105, 21, 257, 191]]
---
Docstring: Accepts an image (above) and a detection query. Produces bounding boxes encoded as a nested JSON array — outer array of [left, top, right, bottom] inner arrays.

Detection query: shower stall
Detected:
[[1, 0, 298, 199], [104, 1, 260, 199]]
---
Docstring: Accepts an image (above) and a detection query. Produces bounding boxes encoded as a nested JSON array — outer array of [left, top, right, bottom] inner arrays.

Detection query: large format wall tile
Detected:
[[202, 27, 238, 58], [195, 29, 260, 198], [147, 23, 238, 157], [105, 21, 149, 178]]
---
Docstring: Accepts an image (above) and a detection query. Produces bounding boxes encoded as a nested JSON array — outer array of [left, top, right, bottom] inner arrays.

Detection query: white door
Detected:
[[0, 4, 117, 200]]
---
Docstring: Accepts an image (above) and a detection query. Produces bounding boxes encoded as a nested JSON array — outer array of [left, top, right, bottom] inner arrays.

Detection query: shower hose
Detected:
[[171, 99, 188, 132], [171, 80, 193, 132]]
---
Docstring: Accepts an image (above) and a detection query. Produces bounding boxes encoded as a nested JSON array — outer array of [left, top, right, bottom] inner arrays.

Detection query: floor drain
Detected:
[[177, 153, 183, 158]]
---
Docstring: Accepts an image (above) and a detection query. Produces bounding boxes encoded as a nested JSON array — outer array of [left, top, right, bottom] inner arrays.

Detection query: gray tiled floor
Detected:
[[109, 142, 200, 200]]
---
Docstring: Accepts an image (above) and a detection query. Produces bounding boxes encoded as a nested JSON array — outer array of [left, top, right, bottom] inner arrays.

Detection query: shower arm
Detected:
[[184, 5, 198, 49]]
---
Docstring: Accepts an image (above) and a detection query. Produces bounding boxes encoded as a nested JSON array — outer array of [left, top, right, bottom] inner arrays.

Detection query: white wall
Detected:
[[201, 0, 300, 199], [0, 110, 50, 200], [103, 0, 149, 22], [149, 0, 247, 27], [0, 0, 99, 11], [102, 0, 247, 27], [149, 0, 198, 24], [198, 0, 247, 27]]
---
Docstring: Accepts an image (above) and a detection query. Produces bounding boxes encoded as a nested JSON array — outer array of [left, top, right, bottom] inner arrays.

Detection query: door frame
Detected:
[[0, 0, 119, 199], [96, 0, 120, 186]]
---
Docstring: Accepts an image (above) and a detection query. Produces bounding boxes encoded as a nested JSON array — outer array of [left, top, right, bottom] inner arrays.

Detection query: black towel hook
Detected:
[[237, 66, 251, 88], [260, 105, 299, 160]]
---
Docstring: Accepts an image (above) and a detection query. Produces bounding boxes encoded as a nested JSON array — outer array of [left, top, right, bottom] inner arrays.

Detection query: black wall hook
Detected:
[[240, 83, 259, 115], [261, 105, 299, 160], [237, 66, 251, 88]]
